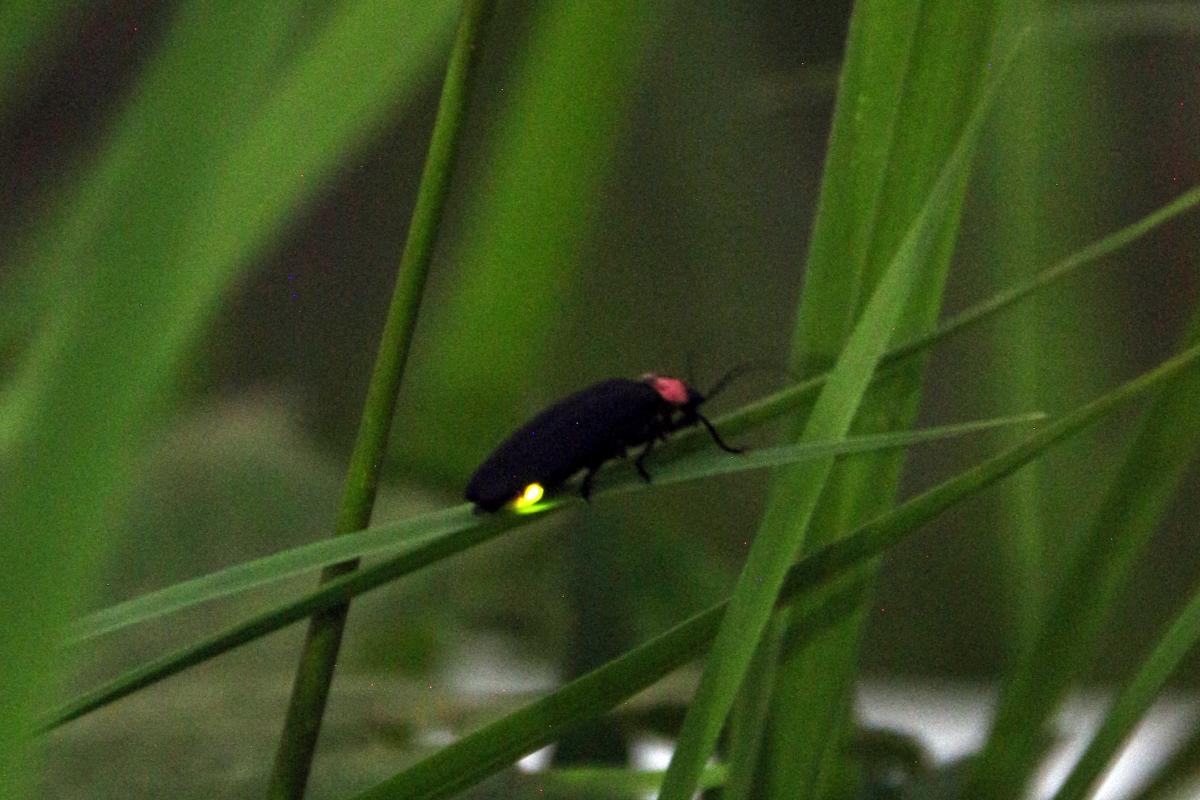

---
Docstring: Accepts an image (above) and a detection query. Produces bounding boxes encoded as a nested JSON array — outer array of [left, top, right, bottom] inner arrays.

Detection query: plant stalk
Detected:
[[266, 2, 496, 796]]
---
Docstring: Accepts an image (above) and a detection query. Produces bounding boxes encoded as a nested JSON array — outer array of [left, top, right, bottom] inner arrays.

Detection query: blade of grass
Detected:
[[266, 2, 496, 797], [353, 579, 871, 800], [1052, 574, 1200, 800], [786, 0, 919, 376], [0, 3, 309, 795], [655, 31, 1020, 800], [967, 301, 1200, 799], [981, 0, 1055, 661], [681, 184, 1200, 792], [42, 163, 1200, 637], [44, 342, 1200, 739], [67, 505, 483, 643], [723, 621, 783, 800], [70, 415, 1040, 643], [763, 4, 1002, 793], [347, 341, 1200, 800], [683, 185, 1200, 454]]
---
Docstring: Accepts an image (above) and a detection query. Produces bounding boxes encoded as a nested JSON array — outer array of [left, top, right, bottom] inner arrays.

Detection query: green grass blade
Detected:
[[66, 505, 481, 643], [0, 4, 309, 794], [45, 343, 1200, 743], [69, 415, 1039, 643], [786, 1, 919, 370], [723, 622, 782, 800], [48, 418, 1035, 730], [45, 513, 522, 731], [763, 2, 1003, 793], [265, 2, 495, 795], [883, 185, 1200, 372], [681, 181, 1200, 455], [351, 580, 870, 800], [981, 0, 1056, 659], [345, 341, 1200, 800], [619, 414, 1044, 486], [483, 182, 1200, 484], [968, 305, 1200, 798], [524, 765, 728, 797], [1052, 578, 1200, 800], [654, 30, 1021, 800]]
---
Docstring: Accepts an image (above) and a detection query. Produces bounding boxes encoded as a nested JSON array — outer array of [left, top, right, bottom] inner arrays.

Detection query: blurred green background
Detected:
[[1, 1, 1198, 798]]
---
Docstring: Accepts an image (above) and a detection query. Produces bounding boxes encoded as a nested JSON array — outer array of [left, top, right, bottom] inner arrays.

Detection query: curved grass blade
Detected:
[[655, 30, 1025, 800], [69, 415, 1040, 643], [45, 513, 524, 730], [1052, 575, 1200, 800], [44, 344, 1200, 737], [67, 505, 482, 643], [61, 172, 1200, 649], [695, 180, 1200, 449], [350, 579, 870, 800], [57, 166, 1200, 641], [347, 342, 1200, 800], [968, 302, 1200, 798]]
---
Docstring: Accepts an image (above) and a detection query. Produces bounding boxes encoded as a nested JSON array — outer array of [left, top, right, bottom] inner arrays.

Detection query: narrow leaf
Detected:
[[655, 34, 1024, 800], [1052, 577, 1200, 800], [70, 415, 1039, 642], [347, 342, 1200, 800], [45, 344, 1200, 741], [968, 295, 1200, 798]]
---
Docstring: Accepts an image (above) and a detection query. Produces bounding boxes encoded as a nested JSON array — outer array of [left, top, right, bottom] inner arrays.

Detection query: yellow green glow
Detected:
[[511, 482, 544, 512]]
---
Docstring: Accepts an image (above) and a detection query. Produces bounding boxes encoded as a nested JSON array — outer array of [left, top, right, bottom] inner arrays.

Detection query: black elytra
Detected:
[[465, 374, 742, 512]]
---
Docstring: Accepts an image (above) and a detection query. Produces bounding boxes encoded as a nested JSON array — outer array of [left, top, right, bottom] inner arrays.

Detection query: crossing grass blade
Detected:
[[345, 341, 1200, 800], [62, 176, 1200, 646], [69, 415, 1040, 643], [759, 3, 1004, 794], [967, 302, 1200, 798], [1051, 575, 1200, 800], [654, 30, 1023, 800], [44, 344, 1200, 746], [689, 182, 1200, 450]]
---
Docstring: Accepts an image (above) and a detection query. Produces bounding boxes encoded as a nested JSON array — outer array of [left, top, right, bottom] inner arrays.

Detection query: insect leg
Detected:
[[634, 438, 655, 482], [696, 412, 743, 454]]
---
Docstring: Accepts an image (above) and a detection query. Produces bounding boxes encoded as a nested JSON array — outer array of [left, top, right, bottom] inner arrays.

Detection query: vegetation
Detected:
[[2, 2, 1198, 798]]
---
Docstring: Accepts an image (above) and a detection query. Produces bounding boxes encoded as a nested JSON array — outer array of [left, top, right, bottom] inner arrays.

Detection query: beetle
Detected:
[[465, 372, 742, 512]]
